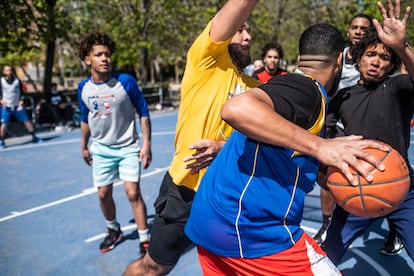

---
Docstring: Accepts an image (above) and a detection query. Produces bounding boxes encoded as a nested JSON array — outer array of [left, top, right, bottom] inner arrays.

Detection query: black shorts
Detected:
[[149, 172, 195, 265]]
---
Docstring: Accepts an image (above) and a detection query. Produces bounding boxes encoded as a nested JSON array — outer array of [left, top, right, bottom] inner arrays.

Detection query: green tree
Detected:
[[0, 0, 72, 93], [2, 0, 412, 92]]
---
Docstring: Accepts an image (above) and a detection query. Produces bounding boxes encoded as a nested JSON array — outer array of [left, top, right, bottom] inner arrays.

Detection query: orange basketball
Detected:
[[327, 146, 410, 218]]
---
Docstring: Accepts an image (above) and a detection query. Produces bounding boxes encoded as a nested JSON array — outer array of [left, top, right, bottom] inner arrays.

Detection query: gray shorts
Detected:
[[149, 172, 195, 265]]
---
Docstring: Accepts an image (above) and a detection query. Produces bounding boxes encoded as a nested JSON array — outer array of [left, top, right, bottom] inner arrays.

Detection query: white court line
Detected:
[[301, 225, 317, 235], [0, 167, 169, 223], [0, 131, 176, 152], [86, 211, 321, 244], [350, 248, 391, 276], [85, 224, 138, 243], [0, 138, 81, 151]]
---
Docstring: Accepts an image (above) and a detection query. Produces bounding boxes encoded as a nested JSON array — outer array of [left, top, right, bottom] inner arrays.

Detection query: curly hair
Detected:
[[260, 42, 284, 60], [352, 30, 401, 75], [78, 31, 116, 60]]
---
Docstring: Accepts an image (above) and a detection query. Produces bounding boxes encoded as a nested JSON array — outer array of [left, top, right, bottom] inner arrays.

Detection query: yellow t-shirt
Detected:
[[169, 21, 259, 191]]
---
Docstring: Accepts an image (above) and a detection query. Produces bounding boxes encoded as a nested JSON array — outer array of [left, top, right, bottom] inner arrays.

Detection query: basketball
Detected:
[[327, 146, 410, 218]]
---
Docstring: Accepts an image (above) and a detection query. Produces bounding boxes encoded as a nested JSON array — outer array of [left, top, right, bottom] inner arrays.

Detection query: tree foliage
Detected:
[[1, 0, 413, 91]]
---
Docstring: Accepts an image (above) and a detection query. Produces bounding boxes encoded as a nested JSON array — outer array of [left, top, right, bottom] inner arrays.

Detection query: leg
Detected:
[[124, 180, 150, 256], [124, 181, 148, 231], [387, 188, 414, 261], [97, 184, 124, 253], [51, 105, 63, 125], [380, 219, 404, 255], [91, 142, 123, 252], [0, 123, 7, 148], [314, 169, 335, 244], [23, 120, 35, 133], [119, 148, 150, 256], [322, 205, 376, 265], [314, 188, 335, 244], [0, 107, 11, 146], [16, 108, 42, 142], [98, 184, 116, 221], [123, 172, 194, 276]]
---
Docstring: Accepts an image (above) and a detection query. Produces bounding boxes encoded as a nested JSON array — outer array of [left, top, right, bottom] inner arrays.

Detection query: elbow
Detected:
[[221, 98, 239, 125]]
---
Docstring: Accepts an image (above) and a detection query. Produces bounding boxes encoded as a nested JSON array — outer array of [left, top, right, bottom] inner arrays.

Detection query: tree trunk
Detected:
[[43, 40, 55, 95]]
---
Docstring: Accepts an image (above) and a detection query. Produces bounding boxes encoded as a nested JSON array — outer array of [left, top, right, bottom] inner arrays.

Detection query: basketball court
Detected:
[[1, 109, 413, 275]]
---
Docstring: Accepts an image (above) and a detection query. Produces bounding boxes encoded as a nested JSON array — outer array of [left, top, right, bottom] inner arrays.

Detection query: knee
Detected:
[[126, 188, 142, 203], [98, 187, 113, 202]]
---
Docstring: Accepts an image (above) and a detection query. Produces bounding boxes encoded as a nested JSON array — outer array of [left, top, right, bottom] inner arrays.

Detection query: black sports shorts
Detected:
[[148, 172, 195, 265]]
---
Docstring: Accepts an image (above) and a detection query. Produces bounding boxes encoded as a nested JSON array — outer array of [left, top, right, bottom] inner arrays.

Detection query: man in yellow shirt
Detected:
[[124, 0, 260, 275]]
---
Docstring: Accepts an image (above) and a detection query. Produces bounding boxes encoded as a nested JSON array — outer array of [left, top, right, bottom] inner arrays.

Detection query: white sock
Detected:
[[138, 229, 149, 242], [106, 219, 119, 231]]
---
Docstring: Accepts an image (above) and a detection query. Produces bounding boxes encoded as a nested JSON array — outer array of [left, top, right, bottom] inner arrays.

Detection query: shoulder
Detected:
[[77, 78, 90, 94], [188, 21, 232, 65], [112, 72, 135, 82], [277, 69, 288, 76], [261, 74, 321, 101], [267, 73, 314, 86], [113, 72, 140, 89], [331, 85, 354, 99], [78, 78, 90, 88], [254, 67, 266, 76]]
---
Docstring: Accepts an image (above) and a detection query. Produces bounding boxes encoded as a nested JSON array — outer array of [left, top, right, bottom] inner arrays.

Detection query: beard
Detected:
[[228, 43, 251, 71]]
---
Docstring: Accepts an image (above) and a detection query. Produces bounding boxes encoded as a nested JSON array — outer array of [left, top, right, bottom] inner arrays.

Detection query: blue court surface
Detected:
[[1, 109, 414, 275]]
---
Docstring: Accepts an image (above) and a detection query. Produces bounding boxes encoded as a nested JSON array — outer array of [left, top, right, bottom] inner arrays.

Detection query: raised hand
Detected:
[[373, 0, 411, 49]]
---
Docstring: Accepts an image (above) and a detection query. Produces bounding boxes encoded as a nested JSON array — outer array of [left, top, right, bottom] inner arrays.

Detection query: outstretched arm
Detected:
[[210, 0, 259, 42], [374, 0, 414, 80], [183, 0, 260, 173], [221, 88, 388, 185]]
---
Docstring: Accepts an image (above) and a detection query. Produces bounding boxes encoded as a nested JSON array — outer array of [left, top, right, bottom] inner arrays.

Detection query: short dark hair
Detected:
[[349, 13, 373, 28], [299, 23, 345, 58], [352, 30, 401, 75], [78, 31, 116, 60], [260, 42, 284, 60]]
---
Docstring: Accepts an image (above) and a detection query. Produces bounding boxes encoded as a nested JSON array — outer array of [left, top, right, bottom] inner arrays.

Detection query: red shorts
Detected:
[[197, 232, 341, 276]]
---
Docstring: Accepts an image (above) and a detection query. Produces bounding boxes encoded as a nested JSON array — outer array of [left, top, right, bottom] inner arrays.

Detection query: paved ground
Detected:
[[1, 109, 413, 275]]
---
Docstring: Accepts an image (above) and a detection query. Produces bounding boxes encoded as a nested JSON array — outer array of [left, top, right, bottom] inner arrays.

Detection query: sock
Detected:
[[138, 228, 149, 242], [105, 219, 119, 231], [322, 215, 331, 228]]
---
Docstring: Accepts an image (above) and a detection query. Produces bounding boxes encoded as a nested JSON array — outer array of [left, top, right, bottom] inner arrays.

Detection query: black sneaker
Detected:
[[139, 240, 149, 258], [99, 225, 124, 253], [380, 232, 404, 256], [313, 225, 328, 245]]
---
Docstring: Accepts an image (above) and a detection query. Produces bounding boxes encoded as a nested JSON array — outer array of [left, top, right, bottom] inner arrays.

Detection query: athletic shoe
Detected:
[[99, 225, 124, 253], [32, 136, 43, 143], [313, 225, 328, 245], [139, 240, 149, 258], [380, 232, 404, 256], [0, 140, 6, 149]]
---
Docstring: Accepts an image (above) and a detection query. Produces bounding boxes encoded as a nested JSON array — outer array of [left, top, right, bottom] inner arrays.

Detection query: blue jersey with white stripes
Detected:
[[185, 73, 327, 258]]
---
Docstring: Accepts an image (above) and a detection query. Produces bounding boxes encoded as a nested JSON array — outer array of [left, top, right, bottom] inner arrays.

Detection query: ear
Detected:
[[84, 56, 91, 66], [335, 51, 343, 70]]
